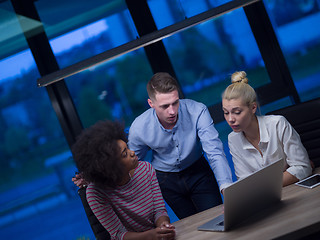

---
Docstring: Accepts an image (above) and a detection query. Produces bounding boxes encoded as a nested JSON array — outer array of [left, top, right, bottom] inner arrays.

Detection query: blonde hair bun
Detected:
[[231, 71, 248, 84]]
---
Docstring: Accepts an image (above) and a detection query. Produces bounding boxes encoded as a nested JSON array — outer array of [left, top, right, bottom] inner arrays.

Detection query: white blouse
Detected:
[[228, 115, 312, 180]]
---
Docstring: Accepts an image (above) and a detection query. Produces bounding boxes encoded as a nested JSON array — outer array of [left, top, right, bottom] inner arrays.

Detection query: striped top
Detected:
[[86, 161, 168, 240]]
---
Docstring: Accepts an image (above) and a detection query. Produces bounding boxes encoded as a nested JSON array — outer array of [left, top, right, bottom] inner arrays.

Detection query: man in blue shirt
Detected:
[[128, 72, 233, 219]]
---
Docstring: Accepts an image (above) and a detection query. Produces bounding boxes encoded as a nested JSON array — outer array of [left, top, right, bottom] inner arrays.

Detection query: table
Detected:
[[173, 168, 320, 240]]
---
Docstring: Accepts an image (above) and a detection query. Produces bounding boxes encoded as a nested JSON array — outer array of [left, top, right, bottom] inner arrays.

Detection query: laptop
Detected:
[[198, 159, 283, 232]]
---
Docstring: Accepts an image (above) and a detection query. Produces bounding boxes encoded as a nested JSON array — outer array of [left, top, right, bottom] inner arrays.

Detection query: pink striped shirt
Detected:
[[86, 161, 168, 240]]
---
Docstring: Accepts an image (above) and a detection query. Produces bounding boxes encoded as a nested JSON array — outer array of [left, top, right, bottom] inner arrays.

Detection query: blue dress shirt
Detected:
[[128, 99, 233, 190]]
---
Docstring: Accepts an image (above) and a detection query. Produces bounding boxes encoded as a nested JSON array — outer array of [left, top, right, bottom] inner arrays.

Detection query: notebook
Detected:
[[198, 159, 283, 232]]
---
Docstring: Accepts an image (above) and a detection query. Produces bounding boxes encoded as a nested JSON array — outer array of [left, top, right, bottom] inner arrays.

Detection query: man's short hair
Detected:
[[147, 72, 180, 100]]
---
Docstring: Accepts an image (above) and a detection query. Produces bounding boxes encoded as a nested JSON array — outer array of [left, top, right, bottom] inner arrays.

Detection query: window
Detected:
[[162, 8, 270, 106], [0, 11, 81, 240], [35, 0, 137, 68], [65, 48, 153, 128], [148, 0, 232, 29], [264, 0, 320, 102]]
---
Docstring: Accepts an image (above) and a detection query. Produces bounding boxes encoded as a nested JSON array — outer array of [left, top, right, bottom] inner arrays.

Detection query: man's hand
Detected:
[[72, 172, 88, 188], [221, 188, 225, 195]]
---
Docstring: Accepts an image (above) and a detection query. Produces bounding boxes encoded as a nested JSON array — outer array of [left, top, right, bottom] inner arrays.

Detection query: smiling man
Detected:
[[128, 72, 233, 219]]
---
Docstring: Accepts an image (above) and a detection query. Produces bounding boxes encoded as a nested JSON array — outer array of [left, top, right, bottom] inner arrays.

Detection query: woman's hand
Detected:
[[152, 226, 176, 240], [310, 160, 315, 171], [124, 226, 175, 240], [154, 216, 175, 239], [159, 221, 175, 230]]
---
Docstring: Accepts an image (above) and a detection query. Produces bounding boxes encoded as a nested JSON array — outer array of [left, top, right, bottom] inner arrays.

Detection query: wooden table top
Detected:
[[173, 168, 320, 240]]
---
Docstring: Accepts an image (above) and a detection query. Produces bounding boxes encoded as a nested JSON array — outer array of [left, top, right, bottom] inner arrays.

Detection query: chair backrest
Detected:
[[78, 187, 111, 240], [266, 97, 320, 168]]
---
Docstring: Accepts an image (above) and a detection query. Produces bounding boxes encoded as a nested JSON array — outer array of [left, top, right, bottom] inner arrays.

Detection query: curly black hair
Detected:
[[72, 120, 127, 189]]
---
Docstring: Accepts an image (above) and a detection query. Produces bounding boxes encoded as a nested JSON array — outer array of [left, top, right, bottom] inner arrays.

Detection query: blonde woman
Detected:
[[222, 71, 312, 186]]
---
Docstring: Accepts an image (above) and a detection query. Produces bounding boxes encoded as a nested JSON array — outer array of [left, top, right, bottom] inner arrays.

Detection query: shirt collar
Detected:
[[257, 115, 270, 143], [239, 115, 269, 149], [240, 133, 253, 149]]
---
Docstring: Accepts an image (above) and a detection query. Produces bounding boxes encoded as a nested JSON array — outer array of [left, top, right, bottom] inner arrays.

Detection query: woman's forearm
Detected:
[[283, 171, 299, 187], [155, 215, 171, 227], [123, 226, 175, 240], [123, 229, 154, 240]]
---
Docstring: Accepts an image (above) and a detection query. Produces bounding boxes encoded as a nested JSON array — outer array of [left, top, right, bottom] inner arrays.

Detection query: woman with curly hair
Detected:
[[72, 120, 175, 240], [222, 71, 312, 186]]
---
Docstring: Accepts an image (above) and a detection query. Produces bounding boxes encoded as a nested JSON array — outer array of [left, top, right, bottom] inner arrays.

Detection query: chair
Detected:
[[266, 97, 320, 168], [78, 187, 111, 240]]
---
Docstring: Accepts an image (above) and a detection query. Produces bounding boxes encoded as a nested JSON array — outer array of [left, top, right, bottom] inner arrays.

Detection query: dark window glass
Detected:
[[264, 0, 320, 102], [35, 0, 137, 68], [65, 48, 153, 128], [162, 7, 270, 107], [0, 1, 122, 239], [148, 0, 232, 29]]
